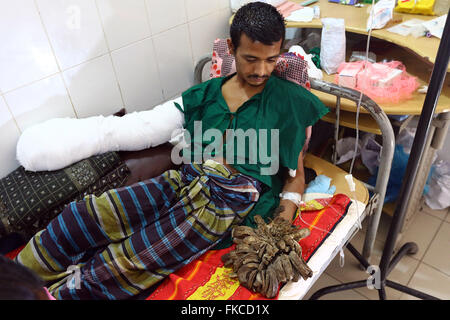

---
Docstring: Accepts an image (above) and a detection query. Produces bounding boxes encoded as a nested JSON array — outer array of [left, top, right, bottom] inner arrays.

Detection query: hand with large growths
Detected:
[[221, 215, 313, 298]]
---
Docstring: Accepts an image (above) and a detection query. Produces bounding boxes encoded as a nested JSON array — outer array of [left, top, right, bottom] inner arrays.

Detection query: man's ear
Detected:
[[227, 38, 235, 56]]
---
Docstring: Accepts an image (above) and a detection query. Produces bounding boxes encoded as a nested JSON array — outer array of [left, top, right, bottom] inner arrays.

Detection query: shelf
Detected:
[[321, 109, 382, 135]]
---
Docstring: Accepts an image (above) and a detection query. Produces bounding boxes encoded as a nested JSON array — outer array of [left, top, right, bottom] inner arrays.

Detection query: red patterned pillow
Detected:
[[210, 38, 311, 90]]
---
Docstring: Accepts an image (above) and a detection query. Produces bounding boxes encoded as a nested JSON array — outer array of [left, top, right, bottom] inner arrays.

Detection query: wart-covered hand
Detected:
[[221, 215, 313, 299]]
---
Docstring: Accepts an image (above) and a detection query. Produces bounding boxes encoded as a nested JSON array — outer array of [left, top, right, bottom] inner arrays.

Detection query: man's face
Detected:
[[228, 33, 282, 87]]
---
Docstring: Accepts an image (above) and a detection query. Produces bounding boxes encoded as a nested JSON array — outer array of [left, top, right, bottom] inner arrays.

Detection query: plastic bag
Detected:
[[425, 160, 450, 210], [396, 127, 416, 154], [320, 18, 346, 75], [289, 45, 323, 80], [367, 0, 395, 30], [369, 128, 433, 204], [335, 137, 360, 165], [334, 61, 419, 104], [349, 51, 377, 63], [361, 134, 381, 175], [369, 145, 410, 203]]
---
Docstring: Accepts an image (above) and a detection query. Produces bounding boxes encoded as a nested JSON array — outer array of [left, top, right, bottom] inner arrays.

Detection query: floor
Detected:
[[303, 202, 450, 300]]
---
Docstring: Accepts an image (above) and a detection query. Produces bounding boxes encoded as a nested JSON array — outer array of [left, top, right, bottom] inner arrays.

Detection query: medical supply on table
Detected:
[[300, 0, 318, 6], [335, 61, 420, 104], [328, 0, 358, 5], [276, 0, 304, 17], [367, 0, 396, 31], [394, 0, 436, 15], [320, 18, 346, 74], [304, 175, 336, 194], [422, 14, 447, 39], [337, 62, 363, 87], [387, 18, 427, 37], [285, 7, 315, 22], [349, 51, 377, 63], [313, 5, 320, 18]]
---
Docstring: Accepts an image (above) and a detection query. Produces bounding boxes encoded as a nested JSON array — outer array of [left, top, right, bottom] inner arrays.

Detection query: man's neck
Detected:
[[233, 73, 269, 96], [222, 74, 270, 113]]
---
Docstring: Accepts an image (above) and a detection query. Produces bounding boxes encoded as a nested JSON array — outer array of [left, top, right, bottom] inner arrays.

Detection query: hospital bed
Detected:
[[122, 53, 395, 299], [5, 46, 395, 301]]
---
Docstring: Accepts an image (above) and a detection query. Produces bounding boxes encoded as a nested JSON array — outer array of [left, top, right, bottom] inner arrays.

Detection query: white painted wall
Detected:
[[0, 0, 231, 178]]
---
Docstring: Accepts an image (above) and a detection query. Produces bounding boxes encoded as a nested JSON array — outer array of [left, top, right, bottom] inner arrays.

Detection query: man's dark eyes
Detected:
[[245, 58, 277, 63]]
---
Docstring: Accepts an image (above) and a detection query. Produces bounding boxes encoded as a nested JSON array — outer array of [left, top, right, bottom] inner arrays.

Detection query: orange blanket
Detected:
[[147, 194, 351, 300]]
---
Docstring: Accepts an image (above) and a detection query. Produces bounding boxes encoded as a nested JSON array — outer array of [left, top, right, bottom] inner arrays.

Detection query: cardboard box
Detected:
[[338, 63, 363, 88]]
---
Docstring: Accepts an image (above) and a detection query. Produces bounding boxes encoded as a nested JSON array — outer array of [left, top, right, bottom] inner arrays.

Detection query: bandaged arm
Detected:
[[16, 98, 185, 172]]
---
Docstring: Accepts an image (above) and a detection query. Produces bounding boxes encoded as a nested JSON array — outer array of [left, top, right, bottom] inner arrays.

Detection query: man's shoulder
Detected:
[[267, 75, 316, 104], [184, 77, 222, 94], [182, 77, 222, 105], [269, 75, 310, 96]]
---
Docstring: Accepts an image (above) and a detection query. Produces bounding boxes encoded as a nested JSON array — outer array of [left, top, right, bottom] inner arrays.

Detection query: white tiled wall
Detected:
[[0, 0, 231, 178]]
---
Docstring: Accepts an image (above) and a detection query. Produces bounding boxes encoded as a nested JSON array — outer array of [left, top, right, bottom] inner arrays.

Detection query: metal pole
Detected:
[[379, 12, 450, 281]]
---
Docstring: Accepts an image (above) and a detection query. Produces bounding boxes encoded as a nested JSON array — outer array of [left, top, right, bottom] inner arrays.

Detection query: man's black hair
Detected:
[[230, 2, 286, 50], [0, 254, 45, 300]]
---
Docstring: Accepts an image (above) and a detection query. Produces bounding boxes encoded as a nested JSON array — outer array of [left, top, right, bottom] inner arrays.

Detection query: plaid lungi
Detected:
[[16, 160, 261, 300]]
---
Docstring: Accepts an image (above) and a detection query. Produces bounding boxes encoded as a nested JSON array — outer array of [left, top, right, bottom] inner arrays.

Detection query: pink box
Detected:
[[338, 63, 363, 88]]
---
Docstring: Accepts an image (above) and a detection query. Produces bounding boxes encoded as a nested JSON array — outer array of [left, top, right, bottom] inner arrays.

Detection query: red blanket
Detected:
[[148, 194, 351, 300]]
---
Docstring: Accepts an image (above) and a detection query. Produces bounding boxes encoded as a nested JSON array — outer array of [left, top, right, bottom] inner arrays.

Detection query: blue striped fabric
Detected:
[[16, 160, 261, 299]]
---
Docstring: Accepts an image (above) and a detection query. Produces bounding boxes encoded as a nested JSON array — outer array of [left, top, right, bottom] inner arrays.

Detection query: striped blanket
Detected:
[[15, 160, 261, 300]]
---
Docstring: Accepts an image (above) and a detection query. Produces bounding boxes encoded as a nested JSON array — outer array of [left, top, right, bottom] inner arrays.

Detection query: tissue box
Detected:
[[338, 63, 363, 88]]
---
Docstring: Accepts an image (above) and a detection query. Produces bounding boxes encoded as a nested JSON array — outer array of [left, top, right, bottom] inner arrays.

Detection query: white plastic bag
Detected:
[[320, 18, 346, 75], [289, 45, 323, 80], [336, 137, 360, 165], [425, 160, 450, 210], [367, 0, 395, 31]]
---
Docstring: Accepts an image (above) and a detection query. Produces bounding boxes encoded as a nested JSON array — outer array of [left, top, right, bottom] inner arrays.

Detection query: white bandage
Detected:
[[279, 191, 303, 207]]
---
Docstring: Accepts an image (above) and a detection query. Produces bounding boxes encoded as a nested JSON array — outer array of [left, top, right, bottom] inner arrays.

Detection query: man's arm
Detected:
[[274, 151, 306, 223]]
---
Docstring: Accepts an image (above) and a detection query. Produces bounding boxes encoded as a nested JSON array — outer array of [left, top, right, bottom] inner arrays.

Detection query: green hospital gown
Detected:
[[176, 73, 329, 248]]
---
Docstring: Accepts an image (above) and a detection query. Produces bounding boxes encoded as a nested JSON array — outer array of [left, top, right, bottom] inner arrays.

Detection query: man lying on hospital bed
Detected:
[[15, 2, 329, 299]]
